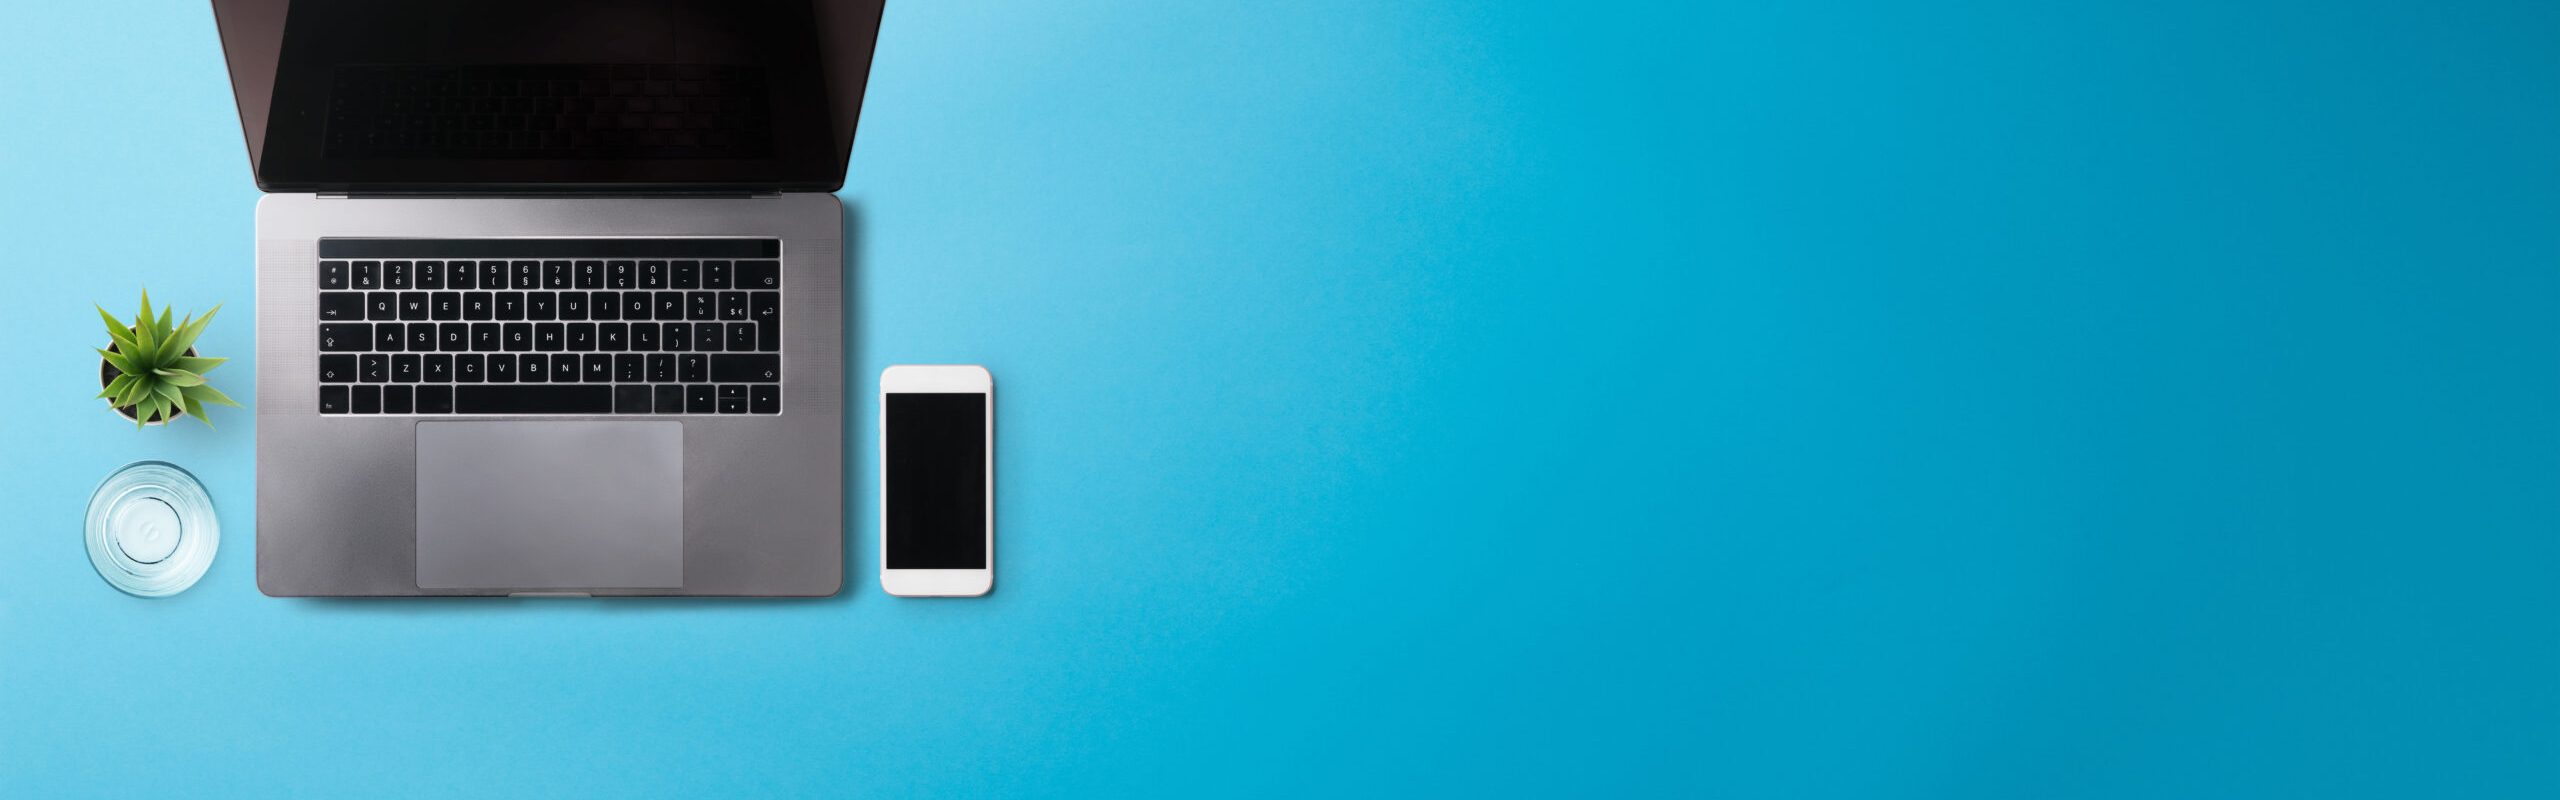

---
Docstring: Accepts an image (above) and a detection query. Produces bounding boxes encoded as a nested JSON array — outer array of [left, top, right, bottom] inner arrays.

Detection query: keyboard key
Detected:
[[751, 384, 779, 414], [599, 322, 628, 351], [320, 323, 369, 351], [384, 384, 414, 413], [393, 354, 420, 383], [361, 353, 389, 383], [704, 260, 732, 289], [718, 291, 748, 320], [640, 260, 667, 289], [567, 322, 596, 351], [696, 322, 725, 351], [353, 385, 382, 414], [528, 292, 557, 320], [432, 292, 461, 320], [559, 291, 589, 320], [736, 260, 779, 290], [384, 261, 411, 289], [646, 354, 675, 382], [368, 292, 398, 321], [607, 260, 636, 289], [463, 291, 493, 320], [456, 353, 484, 383], [417, 385, 454, 414], [663, 322, 691, 351], [536, 322, 564, 351], [407, 322, 437, 351], [543, 260, 572, 289], [479, 261, 508, 289], [672, 260, 699, 288], [582, 354, 613, 382], [655, 291, 685, 320], [488, 353, 517, 382], [320, 261, 349, 290], [510, 261, 539, 289], [375, 324, 406, 351], [440, 322, 470, 351], [712, 354, 780, 383], [592, 291, 621, 320], [456, 385, 613, 414], [472, 322, 501, 351], [399, 291, 429, 320], [653, 384, 684, 413], [621, 291, 652, 321], [320, 354, 356, 383], [751, 292, 779, 350], [574, 260, 604, 289], [520, 354, 548, 382], [416, 261, 444, 290], [686, 291, 716, 320], [725, 322, 756, 352], [686, 384, 714, 413], [615, 354, 644, 382], [615, 384, 652, 413], [319, 385, 348, 414], [504, 322, 532, 351], [448, 260, 476, 290], [496, 291, 525, 320], [352, 261, 380, 290], [717, 384, 747, 414], [424, 353, 452, 382], [550, 354, 580, 382], [678, 353, 707, 383], [632, 322, 659, 351]]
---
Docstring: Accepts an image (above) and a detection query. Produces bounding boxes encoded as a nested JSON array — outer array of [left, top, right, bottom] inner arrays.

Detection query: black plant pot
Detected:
[[100, 342, 196, 425]]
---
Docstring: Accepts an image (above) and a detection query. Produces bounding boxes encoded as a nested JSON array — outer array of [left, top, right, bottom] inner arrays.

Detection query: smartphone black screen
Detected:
[[886, 393, 988, 569]]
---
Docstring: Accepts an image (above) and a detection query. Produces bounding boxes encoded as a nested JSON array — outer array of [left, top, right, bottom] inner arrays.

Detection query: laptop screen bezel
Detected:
[[211, 0, 885, 193]]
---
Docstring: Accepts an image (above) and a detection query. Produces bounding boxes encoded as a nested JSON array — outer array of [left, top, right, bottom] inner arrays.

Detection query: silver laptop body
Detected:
[[214, 0, 884, 596]]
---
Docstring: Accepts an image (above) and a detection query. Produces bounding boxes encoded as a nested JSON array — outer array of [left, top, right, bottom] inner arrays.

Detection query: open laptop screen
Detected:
[[213, 0, 884, 193]]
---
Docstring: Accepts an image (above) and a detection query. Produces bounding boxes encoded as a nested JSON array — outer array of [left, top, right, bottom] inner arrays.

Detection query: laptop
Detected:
[[212, 0, 884, 596]]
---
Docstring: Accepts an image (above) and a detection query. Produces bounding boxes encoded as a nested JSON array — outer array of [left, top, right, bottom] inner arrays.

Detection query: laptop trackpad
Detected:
[[416, 421, 683, 590]]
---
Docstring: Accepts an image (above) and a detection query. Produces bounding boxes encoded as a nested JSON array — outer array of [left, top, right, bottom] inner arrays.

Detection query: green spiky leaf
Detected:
[[132, 317, 157, 362], [160, 306, 216, 363], [97, 347, 136, 376], [99, 374, 134, 400], [99, 306, 136, 352], [154, 368, 205, 387], [181, 393, 211, 428], [170, 355, 228, 374], [181, 383, 241, 408]]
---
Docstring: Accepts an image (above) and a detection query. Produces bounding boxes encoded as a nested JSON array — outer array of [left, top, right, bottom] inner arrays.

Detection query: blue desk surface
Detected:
[[3, 1, 2554, 796]]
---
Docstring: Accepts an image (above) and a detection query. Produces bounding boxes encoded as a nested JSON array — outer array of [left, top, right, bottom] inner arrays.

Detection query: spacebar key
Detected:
[[455, 385, 615, 414]]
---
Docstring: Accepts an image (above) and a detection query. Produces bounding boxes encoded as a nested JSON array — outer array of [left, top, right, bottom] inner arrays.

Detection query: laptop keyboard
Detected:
[[312, 239, 782, 416]]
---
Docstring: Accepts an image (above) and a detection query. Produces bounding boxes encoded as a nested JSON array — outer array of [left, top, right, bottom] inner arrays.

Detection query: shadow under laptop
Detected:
[[302, 198, 870, 614]]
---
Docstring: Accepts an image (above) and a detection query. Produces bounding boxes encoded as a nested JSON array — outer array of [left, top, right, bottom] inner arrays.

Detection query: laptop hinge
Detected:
[[316, 191, 782, 199]]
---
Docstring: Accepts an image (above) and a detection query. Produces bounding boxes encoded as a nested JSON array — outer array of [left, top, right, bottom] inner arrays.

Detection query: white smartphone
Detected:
[[879, 365, 995, 597]]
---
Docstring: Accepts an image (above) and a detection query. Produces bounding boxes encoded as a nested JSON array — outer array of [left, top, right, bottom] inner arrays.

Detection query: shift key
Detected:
[[710, 354, 780, 383]]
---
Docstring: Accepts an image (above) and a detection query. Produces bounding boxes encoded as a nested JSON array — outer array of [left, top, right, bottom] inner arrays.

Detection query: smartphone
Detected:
[[880, 365, 994, 597]]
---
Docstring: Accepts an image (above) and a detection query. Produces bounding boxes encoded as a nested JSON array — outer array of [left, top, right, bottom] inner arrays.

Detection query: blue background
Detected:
[[1, 1, 2553, 796]]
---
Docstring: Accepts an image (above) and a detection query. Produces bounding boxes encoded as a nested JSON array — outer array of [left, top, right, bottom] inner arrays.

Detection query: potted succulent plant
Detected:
[[96, 289, 240, 428]]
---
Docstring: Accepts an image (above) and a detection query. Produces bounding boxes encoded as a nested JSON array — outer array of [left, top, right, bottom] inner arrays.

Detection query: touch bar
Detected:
[[319, 239, 780, 258]]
